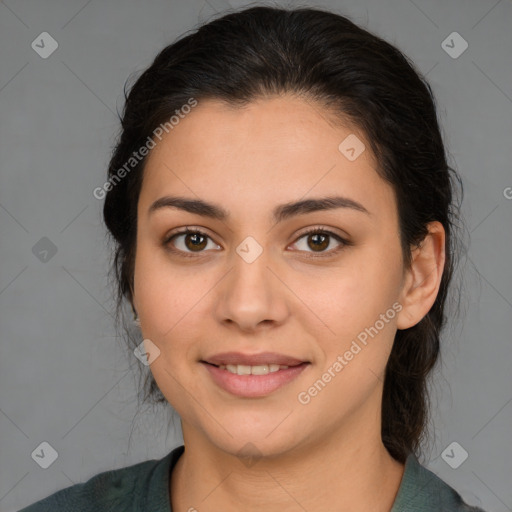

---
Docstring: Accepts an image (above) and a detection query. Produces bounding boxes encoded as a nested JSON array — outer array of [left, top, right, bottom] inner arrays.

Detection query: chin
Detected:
[[197, 416, 308, 463], [214, 435, 298, 463]]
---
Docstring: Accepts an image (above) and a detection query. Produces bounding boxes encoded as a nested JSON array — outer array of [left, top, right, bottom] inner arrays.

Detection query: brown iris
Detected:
[[184, 232, 208, 251], [307, 232, 329, 252]]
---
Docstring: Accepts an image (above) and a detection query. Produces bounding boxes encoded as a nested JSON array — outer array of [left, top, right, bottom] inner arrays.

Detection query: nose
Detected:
[[214, 243, 290, 333]]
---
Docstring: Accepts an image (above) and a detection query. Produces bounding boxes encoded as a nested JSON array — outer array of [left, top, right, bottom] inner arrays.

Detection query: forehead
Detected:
[[146, 95, 368, 161], [138, 95, 395, 223]]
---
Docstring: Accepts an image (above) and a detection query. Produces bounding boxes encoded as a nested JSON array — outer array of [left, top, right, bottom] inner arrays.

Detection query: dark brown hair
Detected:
[[103, 5, 463, 463]]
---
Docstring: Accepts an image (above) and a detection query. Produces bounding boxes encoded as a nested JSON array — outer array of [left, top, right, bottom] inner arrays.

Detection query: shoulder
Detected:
[[17, 447, 183, 512], [392, 453, 487, 512]]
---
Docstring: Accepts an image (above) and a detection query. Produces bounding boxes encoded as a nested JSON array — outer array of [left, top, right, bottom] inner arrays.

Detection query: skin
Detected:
[[132, 94, 446, 512]]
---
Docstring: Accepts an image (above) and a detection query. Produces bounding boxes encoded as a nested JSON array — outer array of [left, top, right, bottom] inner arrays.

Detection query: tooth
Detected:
[[237, 365, 252, 375], [220, 364, 292, 375], [251, 364, 269, 375]]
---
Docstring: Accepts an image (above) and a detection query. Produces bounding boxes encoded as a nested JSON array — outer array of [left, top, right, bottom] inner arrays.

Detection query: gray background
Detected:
[[1, 0, 511, 510]]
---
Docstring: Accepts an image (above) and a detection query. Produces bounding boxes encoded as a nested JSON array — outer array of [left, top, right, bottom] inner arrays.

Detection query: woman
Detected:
[[20, 5, 486, 512]]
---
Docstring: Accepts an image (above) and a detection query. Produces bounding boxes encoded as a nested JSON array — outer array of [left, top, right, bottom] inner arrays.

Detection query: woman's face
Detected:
[[133, 95, 409, 458]]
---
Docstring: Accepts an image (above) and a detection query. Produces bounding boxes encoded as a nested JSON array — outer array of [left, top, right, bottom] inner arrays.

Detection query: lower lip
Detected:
[[202, 362, 309, 398]]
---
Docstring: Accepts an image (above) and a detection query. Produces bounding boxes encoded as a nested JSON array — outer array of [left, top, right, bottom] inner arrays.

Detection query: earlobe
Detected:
[[396, 221, 446, 330]]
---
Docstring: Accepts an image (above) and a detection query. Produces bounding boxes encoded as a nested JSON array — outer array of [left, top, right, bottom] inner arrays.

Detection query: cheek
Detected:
[[133, 245, 224, 376], [133, 244, 194, 336], [310, 252, 402, 362], [313, 255, 398, 319]]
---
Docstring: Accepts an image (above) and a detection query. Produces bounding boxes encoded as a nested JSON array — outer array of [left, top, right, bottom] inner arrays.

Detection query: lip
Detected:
[[201, 361, 310, 398], [203, 351, 307, 367]]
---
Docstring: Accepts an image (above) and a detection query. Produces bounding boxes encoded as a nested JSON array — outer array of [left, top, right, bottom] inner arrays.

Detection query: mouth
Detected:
[[200, 352, 310, 397], [202, 351, 309, 367]]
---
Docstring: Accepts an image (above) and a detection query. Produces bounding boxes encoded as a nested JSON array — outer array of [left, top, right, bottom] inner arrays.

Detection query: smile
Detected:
[[201, 361, 310, 398]]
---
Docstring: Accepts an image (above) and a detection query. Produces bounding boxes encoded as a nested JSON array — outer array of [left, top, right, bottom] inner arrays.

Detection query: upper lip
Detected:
[[203, 352, 308, 367]]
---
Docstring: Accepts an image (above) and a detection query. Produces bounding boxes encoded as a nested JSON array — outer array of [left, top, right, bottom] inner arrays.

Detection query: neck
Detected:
[[171, 399, 405, 512]]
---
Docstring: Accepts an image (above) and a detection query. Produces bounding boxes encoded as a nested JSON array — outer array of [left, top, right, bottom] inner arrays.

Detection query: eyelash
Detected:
[[162, 226, 351, 259]]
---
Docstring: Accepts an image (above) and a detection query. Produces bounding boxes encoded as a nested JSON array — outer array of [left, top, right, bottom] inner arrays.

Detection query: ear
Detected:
[[396, 221, 446, 330]]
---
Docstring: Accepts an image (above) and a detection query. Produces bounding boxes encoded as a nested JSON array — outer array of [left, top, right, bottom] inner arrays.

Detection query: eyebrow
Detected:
[[148, 195, 370, 223]]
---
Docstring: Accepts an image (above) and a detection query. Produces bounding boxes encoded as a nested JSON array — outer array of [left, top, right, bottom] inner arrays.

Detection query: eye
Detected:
[[163, 226, 351, 258], [290, 227, 350, 256], [163, 228, 220, 257]]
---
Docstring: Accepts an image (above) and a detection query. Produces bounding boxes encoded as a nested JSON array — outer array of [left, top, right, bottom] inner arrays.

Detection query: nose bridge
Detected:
[[215, 234, 288, 330]]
